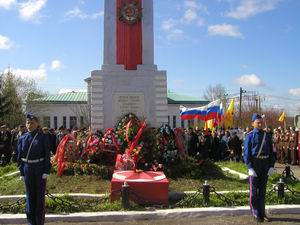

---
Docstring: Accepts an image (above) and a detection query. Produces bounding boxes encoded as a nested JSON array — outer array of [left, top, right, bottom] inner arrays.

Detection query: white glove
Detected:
[[42, 174, 49, 179], [267, 167, 275, 176], [20, 176, 24, 181], [248, 168, 257, 177]]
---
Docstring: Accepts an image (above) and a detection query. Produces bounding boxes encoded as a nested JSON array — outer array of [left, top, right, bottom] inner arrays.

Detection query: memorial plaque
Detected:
[[113, 92, 145, 122]]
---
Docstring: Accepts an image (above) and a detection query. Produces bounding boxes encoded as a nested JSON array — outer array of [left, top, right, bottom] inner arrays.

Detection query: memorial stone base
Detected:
[[88, 65, 168, 131]]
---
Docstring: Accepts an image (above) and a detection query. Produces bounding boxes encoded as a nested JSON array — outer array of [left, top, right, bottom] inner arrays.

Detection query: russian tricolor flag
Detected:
[[180, 99, 223, 121]]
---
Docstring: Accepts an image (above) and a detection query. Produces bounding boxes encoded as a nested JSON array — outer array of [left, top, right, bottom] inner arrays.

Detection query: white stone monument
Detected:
[[86, 0, 168, 131]]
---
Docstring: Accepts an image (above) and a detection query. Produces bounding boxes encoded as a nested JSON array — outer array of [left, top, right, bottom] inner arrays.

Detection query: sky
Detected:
[[0, 0, 300, 114]]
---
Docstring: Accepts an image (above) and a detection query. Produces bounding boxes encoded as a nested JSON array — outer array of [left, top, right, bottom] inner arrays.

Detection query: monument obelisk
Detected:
[[86, 0, 168, 131]]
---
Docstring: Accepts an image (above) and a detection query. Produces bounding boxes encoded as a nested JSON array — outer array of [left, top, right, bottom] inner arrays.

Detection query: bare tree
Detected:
[[203, 84, 226, 101], [71, 104, 90, 128]]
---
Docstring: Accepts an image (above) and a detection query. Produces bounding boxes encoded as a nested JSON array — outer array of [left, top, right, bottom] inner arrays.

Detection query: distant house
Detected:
[[27, 91, 209, 130]]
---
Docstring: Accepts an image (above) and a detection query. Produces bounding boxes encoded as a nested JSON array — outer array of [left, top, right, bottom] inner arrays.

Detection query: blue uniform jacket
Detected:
[[243, 128, 275, 169], [17, 130, 51, 176]]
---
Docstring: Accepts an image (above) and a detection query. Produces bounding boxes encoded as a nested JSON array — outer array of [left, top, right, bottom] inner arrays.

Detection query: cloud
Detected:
[[166, 29, 184, 41], [58, 88, 87, 94], [181, 0, 206, 25], [183, 8, 198, 23], [65, 7, 103, 20], [234, 74, 265, 86], [184, 0, 207, 12], [226, 0, 279, 19], [289, 88, 300, 97], [241, 64, 249, 69], [19, 0, 47, 22], [0, 0, 15, 10], [161, 19, 184, 41], [0, 35, 13, 50], [161, 19, 177, 31], [208, 23, 244, 38], [50, 60, 62, 71], [161, 0, 207, 41], [5, 64, 47, 81]]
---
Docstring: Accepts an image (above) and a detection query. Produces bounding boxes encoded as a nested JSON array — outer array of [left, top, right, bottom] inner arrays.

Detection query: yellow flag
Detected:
[[278, 112, 286, 122], [207, 119, 214, 133], [224, 99, 235, 128]]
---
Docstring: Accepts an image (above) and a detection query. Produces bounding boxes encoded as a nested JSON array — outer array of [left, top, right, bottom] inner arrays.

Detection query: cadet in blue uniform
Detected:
[[244, 113, 275, 223], [17, 114, 51, 225]]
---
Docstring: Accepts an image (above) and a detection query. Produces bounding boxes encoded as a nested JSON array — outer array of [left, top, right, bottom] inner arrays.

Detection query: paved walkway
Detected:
[[274, 163, 300, 180], [12, 214, 300, 225]]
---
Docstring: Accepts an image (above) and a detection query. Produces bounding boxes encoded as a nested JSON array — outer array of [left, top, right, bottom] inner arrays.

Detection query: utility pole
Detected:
[[258, 96, 261, 113], [255, 95, 259, 112], [239, 87, 246, 125]]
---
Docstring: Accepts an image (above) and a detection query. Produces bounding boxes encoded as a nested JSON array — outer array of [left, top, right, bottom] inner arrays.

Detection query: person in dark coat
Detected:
[[0, 125, 12, 165], [186, 127, 199, 157], [11, 125, 26, 162], [55, 126, 65, 149], [211, 132, 221, 161], [228, 131, 243, 162], [203, 130, 212, 159]]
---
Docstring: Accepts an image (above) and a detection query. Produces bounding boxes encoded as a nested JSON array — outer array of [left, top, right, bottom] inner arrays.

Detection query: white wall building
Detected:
[[27, 91, 209, 130]]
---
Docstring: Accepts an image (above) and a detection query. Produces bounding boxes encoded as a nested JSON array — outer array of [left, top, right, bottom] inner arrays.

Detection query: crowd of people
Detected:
[[184, 125, 299, 166], [0, 124, 90, 166], [0, 123, 299, 167]]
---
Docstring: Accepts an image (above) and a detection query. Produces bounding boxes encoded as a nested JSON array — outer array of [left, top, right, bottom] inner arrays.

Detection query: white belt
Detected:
[[255, 155, 269, 159], [21, 158, 44, 163]]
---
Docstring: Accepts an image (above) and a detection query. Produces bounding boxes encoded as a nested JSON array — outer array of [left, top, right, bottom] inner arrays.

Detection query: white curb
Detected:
[[0, 171, 20, 179], [0, 193, 108, 202], [1, 205, 300, 224], [221, 167, 248, 180]]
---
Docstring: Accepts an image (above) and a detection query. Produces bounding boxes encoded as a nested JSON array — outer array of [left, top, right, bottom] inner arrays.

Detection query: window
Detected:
[[54, 116, 58, 129], [70, 116, 77, 129], [168, 116, 170, 126], [172, 116, 176, 128], [188, 120, 194, 128], [43, 116, 50, 128], [63, 116, 67, 128], [80, 116, 84, 128], [181, 120, 185, 129]]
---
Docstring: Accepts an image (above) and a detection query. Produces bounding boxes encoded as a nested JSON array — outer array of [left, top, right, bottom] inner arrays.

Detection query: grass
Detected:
[[169, 175, 248, 192], [217, 161, 248, 174], [0, 164, 18, 177], [0, 162, 299, 195], [0, 174, 112, 195], [2, 190, 300, 214]]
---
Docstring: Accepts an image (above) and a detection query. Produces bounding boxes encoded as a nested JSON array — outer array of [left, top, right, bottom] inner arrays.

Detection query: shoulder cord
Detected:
[[256, 131, 266, 158], [25, 132, 39, 160]]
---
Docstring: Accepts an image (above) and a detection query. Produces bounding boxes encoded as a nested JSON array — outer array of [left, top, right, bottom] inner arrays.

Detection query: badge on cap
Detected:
[[251, 113, 262, 122], [26, 113, 38, 121]]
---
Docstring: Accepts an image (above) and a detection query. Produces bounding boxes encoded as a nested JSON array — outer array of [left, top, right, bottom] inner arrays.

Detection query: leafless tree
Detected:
[[203, 84, 226, 101]]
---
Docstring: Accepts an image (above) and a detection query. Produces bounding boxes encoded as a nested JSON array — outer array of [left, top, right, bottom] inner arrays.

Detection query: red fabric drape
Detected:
[[116, 0, 142, 70]]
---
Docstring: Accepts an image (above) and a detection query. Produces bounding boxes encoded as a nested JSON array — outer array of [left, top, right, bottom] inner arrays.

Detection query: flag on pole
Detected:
[[206, 119, 215, 132], [278, 112, 286, 122], [180, 99, 222, 121], [224, 99, 235, 128]]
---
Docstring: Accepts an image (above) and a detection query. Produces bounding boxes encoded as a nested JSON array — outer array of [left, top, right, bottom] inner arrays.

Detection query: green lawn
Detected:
[[0, 167, 249, 195], [217, 161, 248, 174], [0, 164, 18, 177], [0, 162, 299, 195]]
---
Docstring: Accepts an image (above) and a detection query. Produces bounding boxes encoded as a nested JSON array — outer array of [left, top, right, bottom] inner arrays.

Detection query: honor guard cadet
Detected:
[[17, 114, 51, 225], [244, 113, 275, 223]]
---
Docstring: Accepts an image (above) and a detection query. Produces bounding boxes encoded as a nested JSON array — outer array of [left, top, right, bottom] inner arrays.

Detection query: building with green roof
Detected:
[[27, 91, 208, 129]]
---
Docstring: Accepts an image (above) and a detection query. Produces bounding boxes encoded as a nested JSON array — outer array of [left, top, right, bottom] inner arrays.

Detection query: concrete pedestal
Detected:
[[87, 65, 168, 131]]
